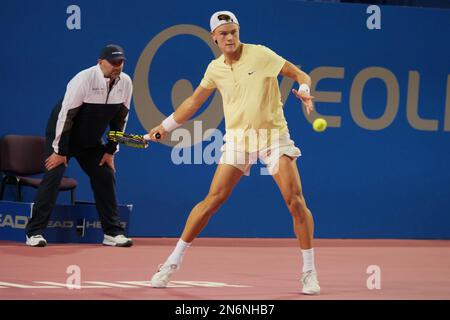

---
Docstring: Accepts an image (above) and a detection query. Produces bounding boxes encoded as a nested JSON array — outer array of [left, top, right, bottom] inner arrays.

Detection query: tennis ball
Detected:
[[313, 118, 327, 132]]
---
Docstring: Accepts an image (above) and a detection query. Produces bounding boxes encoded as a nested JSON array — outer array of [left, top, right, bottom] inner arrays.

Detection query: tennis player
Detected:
[[147, 11, 320, 294]]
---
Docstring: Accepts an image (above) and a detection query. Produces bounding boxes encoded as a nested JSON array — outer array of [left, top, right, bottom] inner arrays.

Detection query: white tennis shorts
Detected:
[[219, 131, 301, 176]]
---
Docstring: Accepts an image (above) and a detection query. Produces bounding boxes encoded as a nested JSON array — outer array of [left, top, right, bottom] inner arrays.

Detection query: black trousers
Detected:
[[25, 138, 125, 237]]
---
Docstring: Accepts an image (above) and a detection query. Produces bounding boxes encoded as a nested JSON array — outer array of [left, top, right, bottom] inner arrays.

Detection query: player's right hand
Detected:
[[45, 153, 68, 171], [148, 124, 167, 142], [292, 89, 314, 115]]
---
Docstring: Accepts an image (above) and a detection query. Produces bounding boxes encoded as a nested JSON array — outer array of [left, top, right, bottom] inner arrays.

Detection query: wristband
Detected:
[[299, 83, 311, 95], [162, 113, 182, 132]]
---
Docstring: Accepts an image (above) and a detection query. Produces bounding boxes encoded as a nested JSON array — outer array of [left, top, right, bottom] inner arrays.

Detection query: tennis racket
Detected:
[[107, 131, 161, 149]]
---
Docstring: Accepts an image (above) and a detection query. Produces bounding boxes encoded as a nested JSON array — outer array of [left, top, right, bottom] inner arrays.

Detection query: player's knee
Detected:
[[286, 194, 308, 213], [205, 192, 229, 212]]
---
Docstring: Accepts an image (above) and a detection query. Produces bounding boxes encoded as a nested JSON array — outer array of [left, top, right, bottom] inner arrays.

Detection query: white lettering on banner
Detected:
[[0, 214, 29, 229], [66, 5, 81, 30], [47, 220, 73, 228], [74, 220, 127, 229], [0, 215, 126, 230], [85, 220, 102, 229]]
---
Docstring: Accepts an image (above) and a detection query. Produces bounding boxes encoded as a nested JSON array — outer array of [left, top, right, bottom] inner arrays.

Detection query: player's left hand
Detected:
[[99, 153, 115, 172], [292, 89, 314, 115]]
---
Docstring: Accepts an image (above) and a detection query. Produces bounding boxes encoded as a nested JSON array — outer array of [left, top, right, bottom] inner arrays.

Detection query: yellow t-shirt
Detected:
[[200, 43, 288, 152]]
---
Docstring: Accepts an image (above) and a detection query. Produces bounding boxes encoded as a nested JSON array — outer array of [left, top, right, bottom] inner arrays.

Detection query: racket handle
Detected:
[[143, 133, 161, 140]]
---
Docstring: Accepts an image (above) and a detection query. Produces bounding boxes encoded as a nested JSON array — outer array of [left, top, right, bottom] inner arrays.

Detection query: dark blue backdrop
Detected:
[[1, 0, 449, 239]]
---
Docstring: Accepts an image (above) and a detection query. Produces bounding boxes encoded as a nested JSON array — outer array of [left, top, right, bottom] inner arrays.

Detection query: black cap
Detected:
[[99, 44, 126, 62]]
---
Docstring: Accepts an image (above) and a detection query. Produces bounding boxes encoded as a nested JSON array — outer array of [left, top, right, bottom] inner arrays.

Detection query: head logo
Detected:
[[0, 214, 28, 229]]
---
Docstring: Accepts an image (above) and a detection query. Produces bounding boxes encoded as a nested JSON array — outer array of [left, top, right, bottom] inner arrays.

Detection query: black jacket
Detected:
[[46, 64, 133, 156]]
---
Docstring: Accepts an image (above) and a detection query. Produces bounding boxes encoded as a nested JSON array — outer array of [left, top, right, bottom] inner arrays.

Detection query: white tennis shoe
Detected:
[[301, 270, 321, 295], [103, 234, 133, 247], [26, 235, 47, 247], [150, 262, 179, 288]]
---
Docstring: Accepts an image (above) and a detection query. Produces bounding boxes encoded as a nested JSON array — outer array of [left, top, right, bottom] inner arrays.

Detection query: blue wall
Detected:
[[1, 0, 449, 239]]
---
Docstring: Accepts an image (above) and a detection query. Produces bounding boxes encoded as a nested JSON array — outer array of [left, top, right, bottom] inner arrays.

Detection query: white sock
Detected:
[[166, 239, 191, 266], [301, 248, 316, 273]]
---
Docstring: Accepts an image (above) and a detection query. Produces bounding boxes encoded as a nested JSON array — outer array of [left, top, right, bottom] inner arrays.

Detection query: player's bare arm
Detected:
[[280, 61, 314, 115], [148, 85, 215, 141]]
